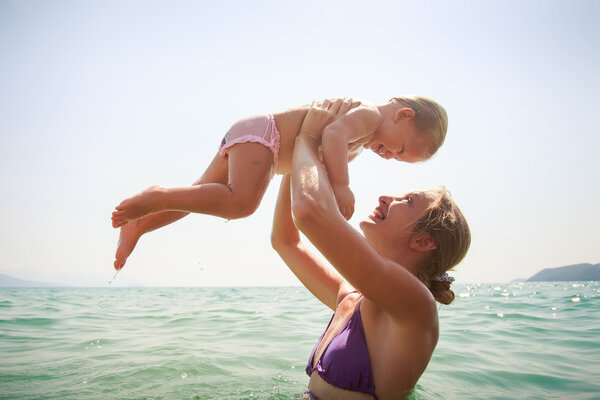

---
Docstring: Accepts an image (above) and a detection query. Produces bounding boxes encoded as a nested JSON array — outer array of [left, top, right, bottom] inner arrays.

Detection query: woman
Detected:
[[271, 99, 471, 399]]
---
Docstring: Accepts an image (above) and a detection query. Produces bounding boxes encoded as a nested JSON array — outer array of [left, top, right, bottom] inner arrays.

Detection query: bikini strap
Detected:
[[338, 290, 359, 304]]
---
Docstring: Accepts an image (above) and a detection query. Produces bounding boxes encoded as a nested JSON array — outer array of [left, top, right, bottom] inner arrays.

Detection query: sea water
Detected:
[[0, 283, 599, 399]]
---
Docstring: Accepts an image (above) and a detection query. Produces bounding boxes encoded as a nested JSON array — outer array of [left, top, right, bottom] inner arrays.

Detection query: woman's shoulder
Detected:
[[363, 274, 438, 326]]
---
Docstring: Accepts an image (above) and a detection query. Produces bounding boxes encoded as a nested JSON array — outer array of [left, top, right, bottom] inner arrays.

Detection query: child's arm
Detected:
[[321, 104, 381, 220], [271, 175, 350, 311]]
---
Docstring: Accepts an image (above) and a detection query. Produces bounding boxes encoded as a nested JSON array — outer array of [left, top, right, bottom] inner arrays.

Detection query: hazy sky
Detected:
[[1, 0, 599, 286]]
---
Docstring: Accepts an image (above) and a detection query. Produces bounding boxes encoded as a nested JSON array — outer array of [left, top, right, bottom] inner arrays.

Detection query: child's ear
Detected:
[[409, 233, 437, 252], [393, 107, 416, 122]]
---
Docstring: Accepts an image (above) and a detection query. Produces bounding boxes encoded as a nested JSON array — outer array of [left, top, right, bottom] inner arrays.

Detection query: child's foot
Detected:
[[114, 221, 142, 270], [112, 185, 163, 228]]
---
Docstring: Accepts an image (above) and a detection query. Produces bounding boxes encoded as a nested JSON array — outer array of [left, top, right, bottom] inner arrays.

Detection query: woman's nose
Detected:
[[379, 195, 392, 205]]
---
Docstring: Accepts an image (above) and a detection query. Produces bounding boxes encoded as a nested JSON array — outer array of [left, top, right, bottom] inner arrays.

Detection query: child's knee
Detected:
[[225, 194, 261, 219]]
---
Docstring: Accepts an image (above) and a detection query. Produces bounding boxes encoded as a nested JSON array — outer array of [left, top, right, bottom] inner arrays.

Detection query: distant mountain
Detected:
[[0, 272, 143, 287], [0, 273, 54, 287], [526, 263, 600, 282]]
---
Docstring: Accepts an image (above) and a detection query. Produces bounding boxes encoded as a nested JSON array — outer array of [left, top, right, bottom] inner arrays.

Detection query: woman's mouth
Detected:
[[369, 207, 386, 222]]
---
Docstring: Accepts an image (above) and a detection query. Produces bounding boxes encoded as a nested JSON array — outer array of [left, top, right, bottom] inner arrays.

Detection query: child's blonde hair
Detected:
[[390, 96, 448, 157]]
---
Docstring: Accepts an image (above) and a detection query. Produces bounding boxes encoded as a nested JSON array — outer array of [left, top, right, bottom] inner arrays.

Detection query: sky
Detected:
[[1, 0, 599, 287]]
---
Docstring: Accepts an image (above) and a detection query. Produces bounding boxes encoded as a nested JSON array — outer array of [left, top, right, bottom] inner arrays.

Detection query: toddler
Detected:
[[111, 96, 447, 270]]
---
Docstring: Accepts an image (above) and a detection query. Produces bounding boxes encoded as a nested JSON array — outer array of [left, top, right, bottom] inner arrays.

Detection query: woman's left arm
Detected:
[[291, 106, 431, 320], [271, 175, 349, 311]]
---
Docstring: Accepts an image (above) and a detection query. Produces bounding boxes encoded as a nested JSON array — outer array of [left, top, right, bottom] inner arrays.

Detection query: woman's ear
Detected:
[[393, 107, 416, 122], [409, 233, 437, 252]]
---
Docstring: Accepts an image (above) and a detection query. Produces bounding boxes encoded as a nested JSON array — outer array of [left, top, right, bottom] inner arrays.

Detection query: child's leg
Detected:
[[113, 152, 228, 270], [112, 142, 273, 226]]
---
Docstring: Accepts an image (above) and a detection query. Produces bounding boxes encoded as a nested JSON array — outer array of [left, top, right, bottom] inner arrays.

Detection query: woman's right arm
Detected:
[[271, 175, 348, 311], [290, 103, 435, 321]]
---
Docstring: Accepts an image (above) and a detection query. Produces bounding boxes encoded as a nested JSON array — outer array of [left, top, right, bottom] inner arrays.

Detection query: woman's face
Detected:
[[359, 191, 437, 248]]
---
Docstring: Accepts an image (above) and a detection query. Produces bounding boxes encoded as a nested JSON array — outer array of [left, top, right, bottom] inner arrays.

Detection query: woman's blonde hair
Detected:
[[412, 187, 471, 305], [390, 96, 448, 157]]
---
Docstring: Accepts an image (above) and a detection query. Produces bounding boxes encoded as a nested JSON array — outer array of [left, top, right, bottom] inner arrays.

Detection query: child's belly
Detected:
[[273, 106, 309, 175]]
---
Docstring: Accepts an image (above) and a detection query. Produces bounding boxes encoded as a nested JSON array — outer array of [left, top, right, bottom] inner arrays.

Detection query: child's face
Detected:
[[365, 115, 431, 163]]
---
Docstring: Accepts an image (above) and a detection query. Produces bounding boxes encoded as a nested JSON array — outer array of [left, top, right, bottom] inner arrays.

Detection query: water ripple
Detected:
[[0, 284, 598, 399]]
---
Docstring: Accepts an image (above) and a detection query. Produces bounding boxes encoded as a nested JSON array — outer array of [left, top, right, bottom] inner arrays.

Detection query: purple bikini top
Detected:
[[306, 293, 378, 399]]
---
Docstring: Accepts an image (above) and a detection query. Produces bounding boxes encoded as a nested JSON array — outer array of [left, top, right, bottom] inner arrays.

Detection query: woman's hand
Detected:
[[299, 98, 353, 142]]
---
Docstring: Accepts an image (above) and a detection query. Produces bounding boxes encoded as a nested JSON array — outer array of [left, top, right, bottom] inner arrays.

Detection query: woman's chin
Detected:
[[359, 218, 375, 232]]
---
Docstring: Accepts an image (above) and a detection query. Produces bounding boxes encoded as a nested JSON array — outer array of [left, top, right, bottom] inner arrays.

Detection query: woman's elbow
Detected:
[[292, 198, 326, 232], [270, 231, 302, 258], [270, 231, 280, 251], [270, 230, 286, 252]]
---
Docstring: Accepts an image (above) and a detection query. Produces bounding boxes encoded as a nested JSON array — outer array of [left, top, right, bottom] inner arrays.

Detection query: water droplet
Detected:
[[108, 270, 120, 285]]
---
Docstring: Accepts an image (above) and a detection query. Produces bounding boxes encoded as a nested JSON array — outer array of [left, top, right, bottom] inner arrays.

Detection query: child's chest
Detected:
[[347, 140, 366, 162], [349, 136, 370, 152]]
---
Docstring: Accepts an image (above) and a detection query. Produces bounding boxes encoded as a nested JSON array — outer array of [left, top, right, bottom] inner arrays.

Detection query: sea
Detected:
[[1, 282, 599, 400]]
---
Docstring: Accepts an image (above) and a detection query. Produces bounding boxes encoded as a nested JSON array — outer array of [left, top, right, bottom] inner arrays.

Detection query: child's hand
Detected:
[[332, 184, 355, 220]]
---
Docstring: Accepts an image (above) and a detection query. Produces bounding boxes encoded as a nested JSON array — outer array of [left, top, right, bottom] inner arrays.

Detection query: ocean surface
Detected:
[[1, 283, 599, 400]]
